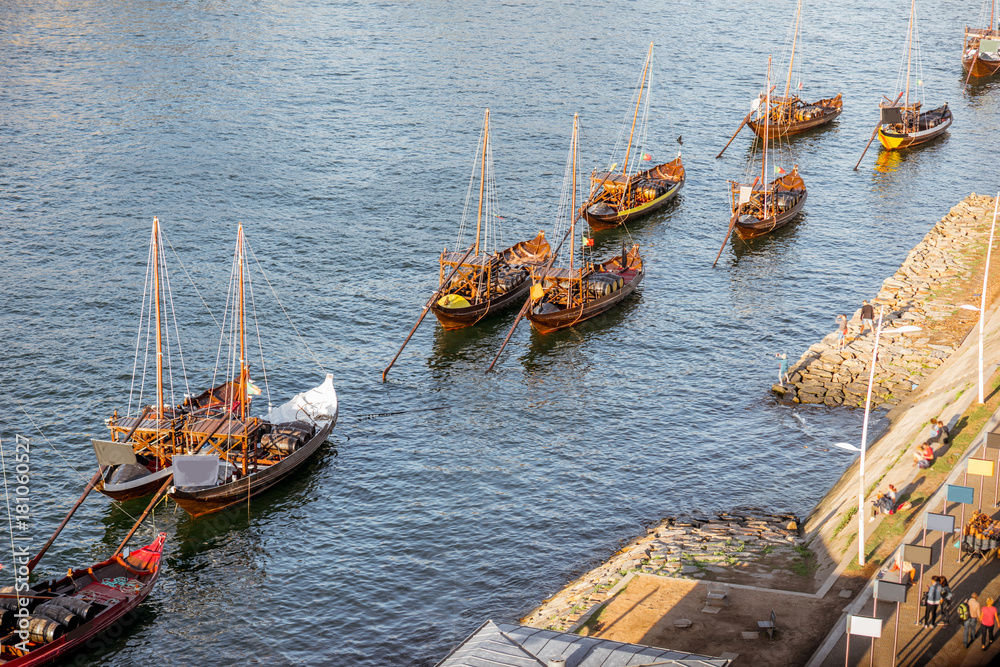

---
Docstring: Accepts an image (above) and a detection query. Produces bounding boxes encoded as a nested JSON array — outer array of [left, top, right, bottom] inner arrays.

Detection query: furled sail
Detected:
[[265, 374, 338, 424]]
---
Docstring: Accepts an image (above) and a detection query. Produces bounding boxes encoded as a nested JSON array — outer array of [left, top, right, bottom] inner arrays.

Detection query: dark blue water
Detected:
[[1, 0, 998, 664]]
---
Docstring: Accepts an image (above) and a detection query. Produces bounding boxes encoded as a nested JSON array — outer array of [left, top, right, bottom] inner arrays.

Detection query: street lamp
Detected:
[[977, 195, 1000, 403]]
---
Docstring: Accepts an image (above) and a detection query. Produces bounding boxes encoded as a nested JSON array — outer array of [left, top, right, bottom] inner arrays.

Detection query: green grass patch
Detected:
[[834, 506, 858, 537]]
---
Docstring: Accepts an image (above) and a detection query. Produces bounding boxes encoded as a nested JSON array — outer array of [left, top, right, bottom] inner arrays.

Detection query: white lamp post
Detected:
[[978, 195, 1000, 403]]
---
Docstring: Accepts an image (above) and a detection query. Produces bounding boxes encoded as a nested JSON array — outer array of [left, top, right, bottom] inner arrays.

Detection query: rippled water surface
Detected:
[[1, 0, 999, 664]]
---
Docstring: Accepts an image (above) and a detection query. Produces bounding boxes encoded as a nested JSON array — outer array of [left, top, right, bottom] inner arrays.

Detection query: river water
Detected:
[[1, 0, 998, 664]]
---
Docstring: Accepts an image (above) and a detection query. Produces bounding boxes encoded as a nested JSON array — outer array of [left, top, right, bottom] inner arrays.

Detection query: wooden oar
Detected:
[[716, 109, 754, 159], [854, 92, 904, 170], [712, 214, 740, 268], [26, 406, 153, 573], [965, 51, 980, 87], [113, 474, 172, 557], [486, 225, 575, 374], [382, 245, 476, 382]]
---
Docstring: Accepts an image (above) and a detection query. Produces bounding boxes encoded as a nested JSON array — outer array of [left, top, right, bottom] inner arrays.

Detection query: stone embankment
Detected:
[[774, 193, 997, 408], [522, 511, 801, 632]]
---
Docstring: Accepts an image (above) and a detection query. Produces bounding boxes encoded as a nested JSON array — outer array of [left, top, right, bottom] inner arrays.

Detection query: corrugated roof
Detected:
[[436, 621, 730, 667]]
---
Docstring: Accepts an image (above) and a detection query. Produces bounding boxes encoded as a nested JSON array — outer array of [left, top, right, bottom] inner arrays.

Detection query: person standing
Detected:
[[923, 577, 942, 627], [981, 597, 997, 650], [860, 300, 875, 335], [777, 352, 789, 386], [836, 314, 848, 351], [964, 592, 982, 648], [939, 576, 953, 625]]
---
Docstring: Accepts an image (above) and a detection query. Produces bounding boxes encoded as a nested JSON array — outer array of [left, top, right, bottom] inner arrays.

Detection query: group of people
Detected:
[[911, 572, 999, 650], [833, 300, 877, 351], [957, 591, 999, 651], [913, 417, 950, 469], [871, 484, 898, 521]]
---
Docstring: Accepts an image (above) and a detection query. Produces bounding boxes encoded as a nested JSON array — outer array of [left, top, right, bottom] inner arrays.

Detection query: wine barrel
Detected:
[[48, 596, 97, 621], [27, 616, 64, 643], [34, 604, 81, 630]]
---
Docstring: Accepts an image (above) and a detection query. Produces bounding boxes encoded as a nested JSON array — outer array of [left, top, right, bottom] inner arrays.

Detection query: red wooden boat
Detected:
[[0, 533, 165, 666]]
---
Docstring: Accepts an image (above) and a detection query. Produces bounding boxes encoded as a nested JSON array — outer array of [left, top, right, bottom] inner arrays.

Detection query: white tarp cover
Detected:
[[265, 374, 338, 425], [173, 455, 220, 488]]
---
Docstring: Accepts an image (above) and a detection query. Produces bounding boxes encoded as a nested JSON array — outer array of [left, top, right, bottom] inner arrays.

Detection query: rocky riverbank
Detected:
[[773, 193, 998, 408], [521, 511, 803, 632]]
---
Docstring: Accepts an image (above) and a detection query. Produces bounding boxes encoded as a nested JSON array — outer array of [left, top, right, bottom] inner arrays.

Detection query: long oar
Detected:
[[853, 125, 881, 171], [113, 474, 172, 557], [854, 92, 904, 170], [716, 108, 755, 159], [486, 225, 575, 374], [712, 214, 740, 268], [965, 52, 980, 87], [26, 406, 153, 573], [382, 245, 476, 382]]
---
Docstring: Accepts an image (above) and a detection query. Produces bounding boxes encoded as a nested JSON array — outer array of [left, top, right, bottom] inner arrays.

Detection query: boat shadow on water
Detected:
[[727, 209, 808, 261], [518, 293, 644, 374], [427, 314, 519, 373]]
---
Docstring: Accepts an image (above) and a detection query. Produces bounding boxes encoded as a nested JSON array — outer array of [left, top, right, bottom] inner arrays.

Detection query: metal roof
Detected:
[[436, 621, 731, 667]]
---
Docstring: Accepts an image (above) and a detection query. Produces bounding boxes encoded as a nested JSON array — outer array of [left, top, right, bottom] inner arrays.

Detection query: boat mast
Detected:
[[474, 109, 489, 257], [570, 113, 578, 277], [622, 42, 653, 183], [905, 0, 914, 109], [152, 217, 164, 420], [784, 0, 802, 102], [237, 223, 247, 422], [762, 58, 771, 218]]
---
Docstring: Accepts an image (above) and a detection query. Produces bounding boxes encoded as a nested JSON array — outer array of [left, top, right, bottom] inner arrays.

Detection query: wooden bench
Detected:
[[758, 609, 777, 639]]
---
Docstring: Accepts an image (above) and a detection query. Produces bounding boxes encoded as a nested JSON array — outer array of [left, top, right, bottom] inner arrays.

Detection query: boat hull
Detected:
[[526, 252, 644, 334], [582, 158, 685, 230], [963, 52, 1000, 77], [168, 417, 336, 518], [1, 534, 165, 667], [430, 277, 530, 330], [96, 464, 173, 502], [747, 95, 843, 139], [734, 190, 807, 240], [877, 106, 952, 150], [583, 178, 683, 229]]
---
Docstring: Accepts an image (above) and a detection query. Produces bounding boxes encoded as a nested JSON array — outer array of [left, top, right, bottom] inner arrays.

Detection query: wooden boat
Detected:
[[725, 59, 807, 242], [430, 109, 551, 330], [963, 1, 1000, 78], [526, 114, 645, 334], [431, 232, 550, 330], [876, 0, 953, 151], [165, 224, 339, 518], [746, 1, 842, 139], [747, 94, 843, 138], [582, 43, 684, 230], [729, 168, 807, 240], [0, 533, 165, 665]]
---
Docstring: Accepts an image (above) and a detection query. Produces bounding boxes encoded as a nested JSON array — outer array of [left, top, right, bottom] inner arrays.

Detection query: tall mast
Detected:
[[622, 42, 653, 180], [474, 109, 489, 257], [152, 217, 164, 420], [992, 0, 995, 32], [570, 114, 578, 275], [784, 0, 802, 101], [905, 0, 914, 108], [237, 223, 247, 421], [762, 58, 771, 218]]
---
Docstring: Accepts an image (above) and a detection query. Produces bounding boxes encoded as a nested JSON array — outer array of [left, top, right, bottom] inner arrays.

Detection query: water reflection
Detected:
[[428, 314, 514, 375], [727, 209, 807, 262]]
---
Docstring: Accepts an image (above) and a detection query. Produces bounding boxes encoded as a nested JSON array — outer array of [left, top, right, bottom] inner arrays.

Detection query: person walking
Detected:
[[963, 592, 982, 648], [981, 597, 997, 650], [860, 300, 875, 335], [923, 577, 943, 627]]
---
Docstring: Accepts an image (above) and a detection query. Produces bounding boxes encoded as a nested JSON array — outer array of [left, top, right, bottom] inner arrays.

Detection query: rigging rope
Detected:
[[245, 237, 327, 376]]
